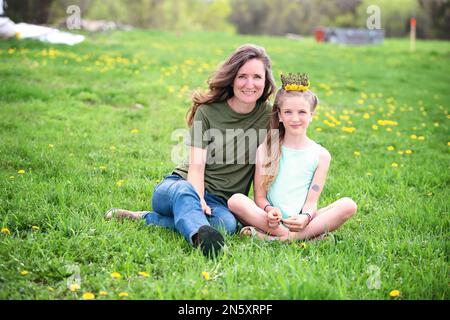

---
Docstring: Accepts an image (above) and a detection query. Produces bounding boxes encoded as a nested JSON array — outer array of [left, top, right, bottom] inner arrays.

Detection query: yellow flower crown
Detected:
[[281, 73, 310, 92]]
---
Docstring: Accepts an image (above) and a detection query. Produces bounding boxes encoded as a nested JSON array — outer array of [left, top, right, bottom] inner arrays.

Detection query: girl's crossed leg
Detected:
[[287, 197, 357, 241], [228, 193, 289, 239], [228, 194, 357, 241]]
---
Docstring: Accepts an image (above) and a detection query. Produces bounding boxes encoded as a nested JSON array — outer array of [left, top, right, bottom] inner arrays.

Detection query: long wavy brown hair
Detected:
[[186, 44, 276, 127], [261, 89, 319, 192]]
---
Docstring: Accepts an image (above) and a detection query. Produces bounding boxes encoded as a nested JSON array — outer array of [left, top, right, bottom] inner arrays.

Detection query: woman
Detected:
[[106, 44, 276, 257]]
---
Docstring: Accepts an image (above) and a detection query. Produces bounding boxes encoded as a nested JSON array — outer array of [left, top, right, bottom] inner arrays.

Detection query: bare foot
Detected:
[[105, 208, 146, 220]]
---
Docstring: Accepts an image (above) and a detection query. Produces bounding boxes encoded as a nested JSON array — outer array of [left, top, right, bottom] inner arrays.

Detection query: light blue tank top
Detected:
[[267, 143, 321, 218]]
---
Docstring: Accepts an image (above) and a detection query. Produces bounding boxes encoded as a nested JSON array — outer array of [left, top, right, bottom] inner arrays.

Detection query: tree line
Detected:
[[4, 0, 449, 39]]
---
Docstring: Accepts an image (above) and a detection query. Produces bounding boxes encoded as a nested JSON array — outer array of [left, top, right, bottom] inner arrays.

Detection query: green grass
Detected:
[[0, 30, 448, 300]]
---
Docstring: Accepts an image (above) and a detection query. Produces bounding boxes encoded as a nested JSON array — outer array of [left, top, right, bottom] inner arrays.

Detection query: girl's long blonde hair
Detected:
[[186, 44, 276, 127], [261, 89, 319, 192]]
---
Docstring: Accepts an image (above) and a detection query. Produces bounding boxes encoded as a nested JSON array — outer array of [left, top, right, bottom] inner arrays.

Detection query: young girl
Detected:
[[228, 73, 357, 241], [106, 44, 276, 256]]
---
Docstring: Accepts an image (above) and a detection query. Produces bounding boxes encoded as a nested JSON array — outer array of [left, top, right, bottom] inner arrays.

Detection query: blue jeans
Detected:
[[143, 174, 237, 244]]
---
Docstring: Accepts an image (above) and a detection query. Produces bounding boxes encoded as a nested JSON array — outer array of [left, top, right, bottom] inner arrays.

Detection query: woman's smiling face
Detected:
[[231, 58, 266, 107]]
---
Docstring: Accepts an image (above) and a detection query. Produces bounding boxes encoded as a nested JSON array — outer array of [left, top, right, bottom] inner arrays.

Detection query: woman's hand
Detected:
[[281, 214, 309, 232], [267, 207, 282, 228], [201, 198, 212, 215]]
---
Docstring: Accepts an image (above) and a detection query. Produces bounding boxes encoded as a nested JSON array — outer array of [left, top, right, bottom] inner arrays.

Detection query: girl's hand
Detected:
[[267, 207, 282, 228], [201, 198, 212, 215], [282, 214, 309, 232]]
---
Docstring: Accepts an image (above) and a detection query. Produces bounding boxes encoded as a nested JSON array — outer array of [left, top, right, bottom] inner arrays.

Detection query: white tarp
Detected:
[[0, 0, 84, 45], [14, 23, 85, 45], [0, 17, 15, 38]]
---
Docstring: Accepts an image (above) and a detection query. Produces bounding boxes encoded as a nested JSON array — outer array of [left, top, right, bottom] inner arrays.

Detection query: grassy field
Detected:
[[0, 30, 448, 300]]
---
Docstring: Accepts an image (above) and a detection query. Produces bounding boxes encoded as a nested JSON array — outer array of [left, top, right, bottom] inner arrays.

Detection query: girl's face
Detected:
[[278, 95, 313, 135], [232, 58, 266, 107]]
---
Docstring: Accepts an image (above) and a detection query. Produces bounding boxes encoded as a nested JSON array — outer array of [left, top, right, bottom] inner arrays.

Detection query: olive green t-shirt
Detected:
[[173, 100, 271, 201]]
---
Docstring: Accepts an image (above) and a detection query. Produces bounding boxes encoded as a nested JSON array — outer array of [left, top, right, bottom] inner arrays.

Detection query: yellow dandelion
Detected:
[[386, 128, 392, 132], [118, 292, 128, 298], [389, 289, 400, 298], [354, 151, 360, 157], [18, 169, 25, 174], [323, 120, 335, 127], [387, 146, 395, 151], [116, 180, 124, 187], [391, 162, 399, 168], [99, 291, 108, 296], [315, 127, 322, 132], [405, 150, 413, 154], [418, 136, 425, 141], [130, 128, 139, 134], [82, 292, 95, 300], [111, 272, 121, 279], [398, 151, 404, 155], [448, 142, 450, 146], [69, 283, 80, 291], [372, 125, 378, 130], [31, 225, 40, 231], [363, 113, 370, 119], [299, 242, 307, 249], [138, 271, 149, 278], [20, 270, 29, 276], [1, 227, 11, 235], [342, 127, 356, 133], [410, 134, 417, 140], [48, 144, 54, 148], [433, 122, 439, 127], [201, 271, 210, 281], [357, 99, 364, 105]]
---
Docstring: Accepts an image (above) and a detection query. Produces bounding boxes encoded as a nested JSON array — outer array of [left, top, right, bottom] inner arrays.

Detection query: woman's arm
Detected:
[[254, 143, 269, 209], [301, 147, 332, 218], [187, 146, 211, 215]]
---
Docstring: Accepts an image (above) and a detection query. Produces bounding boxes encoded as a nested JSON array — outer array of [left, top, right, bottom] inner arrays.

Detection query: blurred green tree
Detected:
[[418, 0, 450, 39], [6, 0, 55, 24]]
